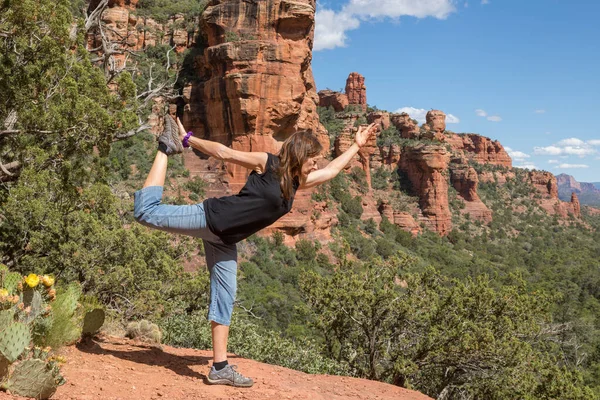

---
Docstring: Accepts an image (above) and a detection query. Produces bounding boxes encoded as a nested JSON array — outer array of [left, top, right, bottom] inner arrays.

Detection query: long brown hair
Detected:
[[277, 131, 323, 200]]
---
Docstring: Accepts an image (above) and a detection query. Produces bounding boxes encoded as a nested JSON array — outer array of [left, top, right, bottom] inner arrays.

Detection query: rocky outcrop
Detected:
[[390, 113, 419, 139], [378, 201, 422, 236], [529, 171, 559, 198], [318, 90, 349, 112], [367, 111, 391, 131], [451, 134, 512, 167], [180, 0, 330, 190], [527, 171, 581, 218], [571, 192, 581, 218], [345, 72, 367, 111], [422, 110, 446, 141], [399, 145, 452, 235], [450, 158, 492, 223]]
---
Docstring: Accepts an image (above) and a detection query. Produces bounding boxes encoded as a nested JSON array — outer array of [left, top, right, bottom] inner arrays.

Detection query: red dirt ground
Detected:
[[0, 336, 432, 400]]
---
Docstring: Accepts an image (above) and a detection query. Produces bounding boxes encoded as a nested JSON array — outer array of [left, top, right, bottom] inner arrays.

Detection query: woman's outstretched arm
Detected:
[[177, 118, 268, 173], [300, 123, 376, 189]]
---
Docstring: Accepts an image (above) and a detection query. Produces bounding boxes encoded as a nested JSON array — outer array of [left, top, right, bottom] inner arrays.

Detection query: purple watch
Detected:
[[183, 131, 193, 148]]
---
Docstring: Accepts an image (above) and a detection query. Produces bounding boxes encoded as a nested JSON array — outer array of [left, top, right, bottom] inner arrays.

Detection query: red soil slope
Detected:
[[0, 336, 431, 400]]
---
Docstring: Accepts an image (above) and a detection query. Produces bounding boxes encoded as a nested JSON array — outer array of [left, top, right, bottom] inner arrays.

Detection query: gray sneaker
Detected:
[[207, 364, 254, 387], [158, 114, 183, 155]]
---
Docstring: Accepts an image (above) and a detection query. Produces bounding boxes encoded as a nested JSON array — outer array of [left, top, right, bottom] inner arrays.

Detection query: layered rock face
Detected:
[[317, 90, 349, 112], [185, 0, 329, 190], [345, 72, 367, 111], [452, 134, 512, 167], [527, 171, 581, 218], [399, 145, 452, 235], [378, 201, 422, 236], [450, 157, 492, 223], [422, 110, 446, 141], [390, 113, 419, 139]]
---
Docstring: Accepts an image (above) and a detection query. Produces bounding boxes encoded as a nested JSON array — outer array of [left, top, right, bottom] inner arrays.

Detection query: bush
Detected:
[[341, 195, 364, 220], [161, 312, 348, 375]]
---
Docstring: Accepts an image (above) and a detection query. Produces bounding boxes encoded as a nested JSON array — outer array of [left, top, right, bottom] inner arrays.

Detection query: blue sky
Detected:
[[311, 0, 600, 182]]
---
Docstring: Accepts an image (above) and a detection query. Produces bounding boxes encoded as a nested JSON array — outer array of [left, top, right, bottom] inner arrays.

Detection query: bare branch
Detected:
[[85, 0, 109, 32], [113, 123, 152, 141]]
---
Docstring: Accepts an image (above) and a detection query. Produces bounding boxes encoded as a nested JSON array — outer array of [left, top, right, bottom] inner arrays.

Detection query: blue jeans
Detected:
[[133, 186, 237, 326]]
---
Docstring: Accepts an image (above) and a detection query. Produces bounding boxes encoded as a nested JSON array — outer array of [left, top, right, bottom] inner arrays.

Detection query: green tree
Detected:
[[300, 256, 597, 399]]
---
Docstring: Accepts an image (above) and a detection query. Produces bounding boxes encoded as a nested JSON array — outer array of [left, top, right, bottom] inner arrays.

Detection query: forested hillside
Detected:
[[1, 1, 599, 399]]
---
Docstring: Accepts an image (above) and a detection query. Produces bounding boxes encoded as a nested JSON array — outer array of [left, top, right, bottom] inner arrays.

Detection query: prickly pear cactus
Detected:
[[21, 289, 43, 324], [6, 358, 58, 399], [2, 272, 21, 295], [0, 322, 31, 362], [0, 309, 14, 328], [82, 309, 105, 335], [0, 355, 9, 383]]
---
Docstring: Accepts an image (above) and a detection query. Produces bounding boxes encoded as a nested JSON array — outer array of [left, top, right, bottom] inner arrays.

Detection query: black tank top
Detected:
[[204, 153, 298, 245]]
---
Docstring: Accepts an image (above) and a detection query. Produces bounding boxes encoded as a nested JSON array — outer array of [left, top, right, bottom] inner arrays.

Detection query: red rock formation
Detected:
[[529, 171, 559, 198], [318, 90, 349, 112], [345, 72, 367, 111], [390, 113, 419, 139], [450, 158, 492, 223], [422, 110, 446, 141], [378, 201, 421, 236], [454, 134, 512, 167], [571, 192, 581, 218], [400, 145, 452, 235], [367, 111, 391, 131], [186, 0, 329, 190], [527, 171, 581, 218]]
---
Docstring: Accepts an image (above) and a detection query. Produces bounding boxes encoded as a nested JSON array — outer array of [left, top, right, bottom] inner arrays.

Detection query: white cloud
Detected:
[[505, 147, 530, 161], [314, 10, 360, 51], [446, 114, 461, 124], [534, 138, 597, 157], [588, 139, 600, 146], [556, 164, 589, 169], [534, 146, 563, 156], [395, 107, 460, 124], [556, 138, 585, 147], [515, 162, 537, 170], [475, 109, 501, 122], [534, 109, 546, 114], [481, 0, 489, 4], [548, 160, 559, 164], [315, 0, 456, 51]]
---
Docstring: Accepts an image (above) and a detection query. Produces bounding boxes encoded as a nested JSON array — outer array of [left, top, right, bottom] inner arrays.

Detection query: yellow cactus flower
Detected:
[[24, 273, 40, 288], [41, 275, 55, 287], [0, 288, 8, 298]]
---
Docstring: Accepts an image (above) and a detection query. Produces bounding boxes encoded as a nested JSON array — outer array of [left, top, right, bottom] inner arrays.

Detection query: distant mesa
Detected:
[[556, 174, 600, 206]]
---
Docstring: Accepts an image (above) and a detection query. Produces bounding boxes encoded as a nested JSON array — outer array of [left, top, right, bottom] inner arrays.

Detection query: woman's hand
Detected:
[[355, 123, 376, 147], [176, 117, 187, 141]]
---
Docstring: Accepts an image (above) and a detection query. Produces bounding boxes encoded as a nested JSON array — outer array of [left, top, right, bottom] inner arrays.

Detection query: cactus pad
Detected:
[[0, 322, 31, 362], [7, 358, 58, 399], [0, 355, 9, 383], [0, 309, 14, 328], [82, 309, 105, 335], [21, 289, 43, 324], [3, 272, 21, 295]]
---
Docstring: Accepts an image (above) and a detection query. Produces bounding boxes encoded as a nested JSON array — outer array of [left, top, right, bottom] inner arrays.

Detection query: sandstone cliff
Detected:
[[94, 1, 584, 240]]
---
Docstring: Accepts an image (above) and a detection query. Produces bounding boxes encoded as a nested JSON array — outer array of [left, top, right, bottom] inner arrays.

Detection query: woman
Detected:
[[134, 116, 375, 387]]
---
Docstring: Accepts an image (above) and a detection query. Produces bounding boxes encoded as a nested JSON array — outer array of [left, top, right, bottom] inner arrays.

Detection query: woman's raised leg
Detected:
[[144, 151, 168, 188]]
